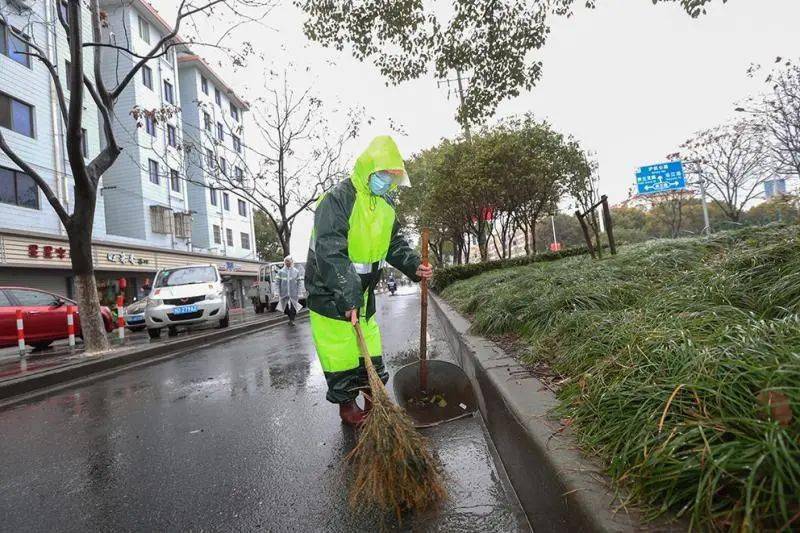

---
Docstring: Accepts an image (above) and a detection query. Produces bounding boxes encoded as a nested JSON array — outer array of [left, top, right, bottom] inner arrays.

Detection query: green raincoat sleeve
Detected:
[[386, 220, 422, 281], [313, 193, 363, 314]]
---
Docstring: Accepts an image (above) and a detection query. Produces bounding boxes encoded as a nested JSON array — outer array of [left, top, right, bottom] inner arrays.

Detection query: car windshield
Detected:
[[155, 266, 217, 287]]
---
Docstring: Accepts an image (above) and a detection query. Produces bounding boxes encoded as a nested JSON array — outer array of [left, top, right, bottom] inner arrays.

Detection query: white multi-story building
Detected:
[[99, 0, 192, 251], [0, 0, 259, 304], [0, 0, 107, 237], [178, 53, 255, 260], [0, 0, 108, 292]]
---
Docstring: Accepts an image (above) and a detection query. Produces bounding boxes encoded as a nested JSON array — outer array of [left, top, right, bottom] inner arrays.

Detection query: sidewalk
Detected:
[[0, 306, 261, 385]]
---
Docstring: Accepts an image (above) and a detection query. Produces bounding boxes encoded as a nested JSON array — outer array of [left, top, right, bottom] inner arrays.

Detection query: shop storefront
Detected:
[[0, 230, 259, 308]]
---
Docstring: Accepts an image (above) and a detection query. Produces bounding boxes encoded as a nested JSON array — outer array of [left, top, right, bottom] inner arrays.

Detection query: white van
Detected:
[[145, 264, 229, 338], [247, 262, 307, 313]]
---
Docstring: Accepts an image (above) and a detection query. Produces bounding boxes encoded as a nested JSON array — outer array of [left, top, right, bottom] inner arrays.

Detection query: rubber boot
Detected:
[[339, 400, 366, 427]]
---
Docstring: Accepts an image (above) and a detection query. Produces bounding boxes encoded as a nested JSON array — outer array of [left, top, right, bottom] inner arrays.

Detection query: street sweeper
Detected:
[[304, 135, 433, 427]]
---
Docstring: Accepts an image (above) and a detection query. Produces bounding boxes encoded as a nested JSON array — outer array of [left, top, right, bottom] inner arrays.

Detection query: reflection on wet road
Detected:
[[0, 289, 529, 532]]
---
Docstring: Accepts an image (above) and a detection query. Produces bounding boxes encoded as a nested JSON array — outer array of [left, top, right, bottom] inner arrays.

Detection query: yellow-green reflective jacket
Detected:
[[304, 136, 420, 320]]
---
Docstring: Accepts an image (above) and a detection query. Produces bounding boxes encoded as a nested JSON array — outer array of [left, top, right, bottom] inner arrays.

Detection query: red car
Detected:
[[0, 287, 114, 349]]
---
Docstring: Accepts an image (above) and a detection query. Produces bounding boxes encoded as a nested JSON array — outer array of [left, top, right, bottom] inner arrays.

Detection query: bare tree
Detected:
[[0, 0, 270, 353], [681, 120, 772, 222], [646, 190, 694, 238], [737, 60, 800, 182], [194, 78, 361, 256]]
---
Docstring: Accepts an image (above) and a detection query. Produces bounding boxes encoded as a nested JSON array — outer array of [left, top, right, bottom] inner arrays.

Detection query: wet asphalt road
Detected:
[[0, 289, 529, 532]]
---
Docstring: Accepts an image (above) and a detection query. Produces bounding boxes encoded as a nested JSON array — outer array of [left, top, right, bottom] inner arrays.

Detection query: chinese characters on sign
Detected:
[[27, 244, 69, 259], [219, 261, 242, 272], [635, 161, 686, 195], [106, 252, 150, 265]]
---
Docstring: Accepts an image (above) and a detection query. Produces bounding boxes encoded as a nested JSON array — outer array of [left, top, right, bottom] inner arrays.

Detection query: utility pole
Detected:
[[455, 69, 471, 142], [699, 178, 712, 236], [437, 69, 472, 142]]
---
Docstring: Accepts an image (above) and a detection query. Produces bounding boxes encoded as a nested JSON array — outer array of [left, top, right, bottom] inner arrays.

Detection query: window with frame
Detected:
[[234, 166, 243, 182], [0, 22, 31, 67], [81, 128, 88, 158], [8, 289, 57, 306], [150, 205, 172, 234], [64, 60, 72, 88], [222, 192, 230, 211], [173, 212, 191, 238], [232, 134, 241, 153], [213, 224, 222, 244], [144, 115, 156, 136], [201, 76, 209, 95], [138, 15, 150, 44], [220, 157, 227, 176], [241, 232, 250, 250], [230, 103, 239, 122], [163, 81, 174, 104], [225, 228, 233, 247], [216, 122, 224, 141], [170, 169, 180, 192], [0, 166, 39, 209], [209, 188, 217, 206], [148, 159, 159, 184], [203, 112, 211, 132], [142, 65, 153, 89], [167, 124, 177, 147], [214, 88, 221, 106], [58, 1, 69, 24], [162, 41, 175, 63], [237, 199, 246, 216], [205, 148, 214, 167], [0, 92, 34, 138]]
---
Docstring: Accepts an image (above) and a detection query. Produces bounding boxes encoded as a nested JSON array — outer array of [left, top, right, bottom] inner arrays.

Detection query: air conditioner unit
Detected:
[[8, 0, 36, 11]]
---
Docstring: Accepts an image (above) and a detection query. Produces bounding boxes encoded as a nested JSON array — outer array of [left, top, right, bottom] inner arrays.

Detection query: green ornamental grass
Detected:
[[441, 224, 800, 531]]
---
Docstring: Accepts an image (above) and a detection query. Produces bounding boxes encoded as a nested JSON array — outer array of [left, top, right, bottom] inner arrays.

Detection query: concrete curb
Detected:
[[429, 293, 682, 533], [0, 310, 308, 404]]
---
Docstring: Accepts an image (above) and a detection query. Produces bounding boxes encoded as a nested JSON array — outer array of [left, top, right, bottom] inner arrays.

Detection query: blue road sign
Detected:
[[636, 161, 686, 195]]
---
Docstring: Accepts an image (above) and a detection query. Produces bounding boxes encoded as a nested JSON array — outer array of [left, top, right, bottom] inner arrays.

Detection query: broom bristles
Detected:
[[346, 353, 446, 518]]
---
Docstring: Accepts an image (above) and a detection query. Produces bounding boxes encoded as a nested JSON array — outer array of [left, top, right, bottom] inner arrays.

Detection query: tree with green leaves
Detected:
[[296, 0, 727, 130], [253, 210, 284, 261]]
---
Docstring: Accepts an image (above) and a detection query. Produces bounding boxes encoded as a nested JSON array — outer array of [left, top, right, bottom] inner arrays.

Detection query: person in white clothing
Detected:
[[276, 256, 302, 325]]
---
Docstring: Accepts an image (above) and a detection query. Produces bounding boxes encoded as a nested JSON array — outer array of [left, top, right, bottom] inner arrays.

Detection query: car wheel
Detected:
[[147, 328, 162, 340], [168, 326, 178, 337], [31, 341, 53, 351], [218, 310, 230, 329]]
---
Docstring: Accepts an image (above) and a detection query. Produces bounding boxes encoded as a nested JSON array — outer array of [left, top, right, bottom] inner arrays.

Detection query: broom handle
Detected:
[[353, 322, 374, 370], [419, 228, 429, 392]]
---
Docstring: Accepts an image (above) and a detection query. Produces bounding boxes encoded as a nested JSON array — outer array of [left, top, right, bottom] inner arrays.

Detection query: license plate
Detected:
[[172, 305, 199, 315], [126, 314, 144, 323]]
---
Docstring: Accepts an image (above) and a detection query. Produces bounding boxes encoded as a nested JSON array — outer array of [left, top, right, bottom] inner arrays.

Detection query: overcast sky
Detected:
[[169, 0, 800, 254]]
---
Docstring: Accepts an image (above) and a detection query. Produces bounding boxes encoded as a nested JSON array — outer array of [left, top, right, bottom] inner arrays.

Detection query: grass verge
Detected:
[[441, 224, 800, 531]]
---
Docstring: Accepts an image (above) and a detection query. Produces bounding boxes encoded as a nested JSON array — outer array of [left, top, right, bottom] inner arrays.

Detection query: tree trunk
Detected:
[[590, 210, 603, 259], [530, 219, 537, 255], [68, 229, 110, 354]]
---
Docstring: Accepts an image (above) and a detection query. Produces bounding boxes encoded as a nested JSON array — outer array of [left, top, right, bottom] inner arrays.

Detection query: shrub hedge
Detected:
[[432, 245, 604, 291]]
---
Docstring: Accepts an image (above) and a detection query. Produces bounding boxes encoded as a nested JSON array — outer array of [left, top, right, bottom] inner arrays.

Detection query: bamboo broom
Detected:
[[346, 321, 446, 517]]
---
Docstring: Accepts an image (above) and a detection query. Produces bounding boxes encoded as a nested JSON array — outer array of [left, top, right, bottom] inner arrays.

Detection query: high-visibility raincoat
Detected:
[[304, 136, 421, 403]]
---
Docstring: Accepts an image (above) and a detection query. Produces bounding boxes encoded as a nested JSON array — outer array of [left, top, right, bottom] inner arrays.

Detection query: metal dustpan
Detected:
[[393, 228, 478, 428], [393, 359, 478, 428]]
